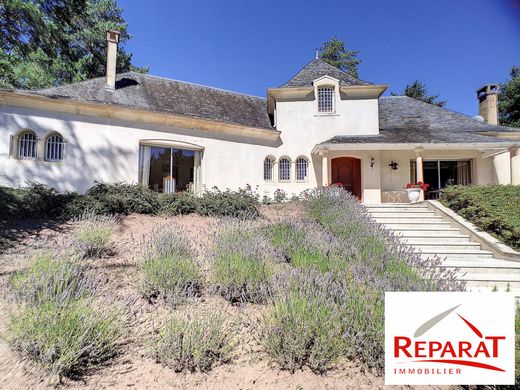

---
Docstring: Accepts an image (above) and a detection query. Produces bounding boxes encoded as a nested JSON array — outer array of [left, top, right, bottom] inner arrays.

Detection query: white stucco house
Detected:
[[1, 31, 519, 203]]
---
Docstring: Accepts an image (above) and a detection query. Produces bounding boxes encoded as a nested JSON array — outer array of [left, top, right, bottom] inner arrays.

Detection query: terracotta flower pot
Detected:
[[406, 188, 422, 203]]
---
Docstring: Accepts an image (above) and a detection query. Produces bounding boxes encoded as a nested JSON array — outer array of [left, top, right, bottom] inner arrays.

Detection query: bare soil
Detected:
[[0, 206, 434, 389]]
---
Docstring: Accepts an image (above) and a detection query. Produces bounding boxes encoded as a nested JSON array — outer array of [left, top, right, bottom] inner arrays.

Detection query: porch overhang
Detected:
[[311, 142, 520, 155]]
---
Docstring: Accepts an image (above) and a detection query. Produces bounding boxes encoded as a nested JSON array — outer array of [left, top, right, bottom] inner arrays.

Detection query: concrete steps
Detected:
[[365, 203, 520, 296]]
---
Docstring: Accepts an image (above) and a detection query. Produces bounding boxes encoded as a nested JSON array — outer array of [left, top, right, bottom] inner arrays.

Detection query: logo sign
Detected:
[[385, 292, 515, 385]]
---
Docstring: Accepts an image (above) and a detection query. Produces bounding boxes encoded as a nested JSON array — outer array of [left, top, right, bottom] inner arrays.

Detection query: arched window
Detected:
[[18, 131, 37, 159], [296, 157, 309, 182], [279, 157, 291, 182], [45, 134, 65, 161], [317, 86, 335, 113], [263, 156, 274, 182]]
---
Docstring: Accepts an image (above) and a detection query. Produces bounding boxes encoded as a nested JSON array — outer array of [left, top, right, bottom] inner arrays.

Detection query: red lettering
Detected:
[[475, 341, 490, 358], [415, 341, 427, 357], [441, 341, 456, 358], [458, 341, 472, 357], [429, 341, 442, 356], [485, 336, 506, 358], [394, 336, 412, 358]]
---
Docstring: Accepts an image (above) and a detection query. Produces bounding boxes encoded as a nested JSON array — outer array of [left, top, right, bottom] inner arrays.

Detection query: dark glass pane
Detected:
[[423, 161, 439, 190]]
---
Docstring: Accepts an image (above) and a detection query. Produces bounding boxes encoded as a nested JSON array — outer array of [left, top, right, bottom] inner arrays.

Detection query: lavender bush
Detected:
[[72, 213, 120, 258], [260, 188, 464, 374], [150, 311, 233, 372], [210, 222, 273, 304], [9, 252, 98, 307], [140, 227, 201, 306], [261, 269, 347, 373]]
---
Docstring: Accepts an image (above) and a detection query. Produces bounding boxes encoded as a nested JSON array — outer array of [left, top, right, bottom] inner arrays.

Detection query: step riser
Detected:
[[396, 231, 465, 237], [414, 245, 482, 250], [464, 281, 520, 289], [401, 238, 473, 245], [442, 268, 520, 275], [421, 254, 494, 259], [369, 212, 436, 217], [374, 218, 444, 224]]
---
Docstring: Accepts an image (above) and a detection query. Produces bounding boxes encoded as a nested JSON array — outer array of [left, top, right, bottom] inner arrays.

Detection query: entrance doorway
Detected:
[[331, 157, 362, 199]]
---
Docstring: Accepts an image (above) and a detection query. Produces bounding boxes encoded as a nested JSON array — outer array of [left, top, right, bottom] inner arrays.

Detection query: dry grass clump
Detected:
[[73, 213, 119, 258], [150, 311, 233, 372], [140, 227, 201, 306], [210, 222, 274, 304]]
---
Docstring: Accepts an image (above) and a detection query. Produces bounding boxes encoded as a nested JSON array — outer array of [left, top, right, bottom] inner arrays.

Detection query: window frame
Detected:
[[295, 157, 309, 182], [44, 133, 65, 162], [278, 157, 291, 183], [17, 131, 38, 160], [263, 156, 274, 182], [317, 86, 335, 113]]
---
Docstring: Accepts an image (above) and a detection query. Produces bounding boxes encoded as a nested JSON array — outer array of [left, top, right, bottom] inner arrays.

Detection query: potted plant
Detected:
[[404, 182, 430, 203]]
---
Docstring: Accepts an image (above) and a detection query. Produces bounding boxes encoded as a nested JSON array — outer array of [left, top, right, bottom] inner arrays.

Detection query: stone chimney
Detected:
[[105, 29, 121, 90], [476, 84, 499, 125]]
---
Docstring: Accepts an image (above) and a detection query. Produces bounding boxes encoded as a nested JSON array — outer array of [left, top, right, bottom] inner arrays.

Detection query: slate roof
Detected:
[[280, 58, 372, 87], [322, 96, 520, 145], [13, 68, 520, 144], [31, 72, 274, 130]]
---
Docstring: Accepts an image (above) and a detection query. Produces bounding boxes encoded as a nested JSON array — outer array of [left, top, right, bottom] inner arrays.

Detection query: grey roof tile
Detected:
[[33, 72, 274, 130], [321, 96, 519, 145], [280, 58, 372, 87]]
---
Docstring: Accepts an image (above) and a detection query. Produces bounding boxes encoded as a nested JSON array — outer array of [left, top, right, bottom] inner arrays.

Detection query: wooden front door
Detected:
[[331, 157, 361, 199]]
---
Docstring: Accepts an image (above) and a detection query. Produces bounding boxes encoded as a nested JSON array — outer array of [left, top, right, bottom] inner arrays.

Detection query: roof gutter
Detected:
[[0, 90, 281, 141]]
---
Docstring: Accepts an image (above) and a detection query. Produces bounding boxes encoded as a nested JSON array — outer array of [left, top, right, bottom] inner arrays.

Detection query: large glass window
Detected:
[[410, 159, 472, 198], [139, 145, 195, 193]]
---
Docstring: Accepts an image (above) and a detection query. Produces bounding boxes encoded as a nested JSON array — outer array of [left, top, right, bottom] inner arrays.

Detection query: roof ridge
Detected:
[[125, 72, 266, 100]]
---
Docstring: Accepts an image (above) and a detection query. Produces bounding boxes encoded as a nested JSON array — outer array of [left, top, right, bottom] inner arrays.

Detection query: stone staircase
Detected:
[[365, 203, 520, 295]]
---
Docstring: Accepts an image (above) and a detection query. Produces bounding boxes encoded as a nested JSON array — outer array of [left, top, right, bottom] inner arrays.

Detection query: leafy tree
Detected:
[[391, 80, 447, 107], [318, 36, 361, 79], [0, 0, 147, 90], [498, 66, 520, 128]]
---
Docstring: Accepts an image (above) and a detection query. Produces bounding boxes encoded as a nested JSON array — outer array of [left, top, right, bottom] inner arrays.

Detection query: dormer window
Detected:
[[317, 86, 335, 113]]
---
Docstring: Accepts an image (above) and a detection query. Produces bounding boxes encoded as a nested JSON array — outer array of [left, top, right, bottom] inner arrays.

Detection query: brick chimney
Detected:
[[476, 84, 499, 125], [105, 29, 121, 90]]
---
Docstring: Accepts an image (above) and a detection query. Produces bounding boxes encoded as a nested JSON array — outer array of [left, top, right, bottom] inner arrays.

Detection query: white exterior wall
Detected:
[[0, 106, 287, 195]]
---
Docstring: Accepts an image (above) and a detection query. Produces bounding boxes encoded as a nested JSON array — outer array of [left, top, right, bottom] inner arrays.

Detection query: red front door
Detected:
[[331, 157, 361, 199]]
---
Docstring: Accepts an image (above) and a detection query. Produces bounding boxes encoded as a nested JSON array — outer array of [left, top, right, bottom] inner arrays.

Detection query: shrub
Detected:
[[10, 252, 97, 306], [0, 183, 77, 223], [150, 311, 232, 372], [140, 227, 200, 306], [210, 223, 273, 304], [1, 183, 261, 224], [196, 186, 259, 219], [79, 182, 161, 215], [441, 185, 520, 250], [262, 270, 346, 373], [159, 191, 199, 215], [7, 299, 119, 379], [72, 213, 119, 258]]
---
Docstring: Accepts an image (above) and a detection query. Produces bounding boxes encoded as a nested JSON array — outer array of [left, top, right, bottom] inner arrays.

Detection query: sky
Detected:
[[118, 0, 520, 117]]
